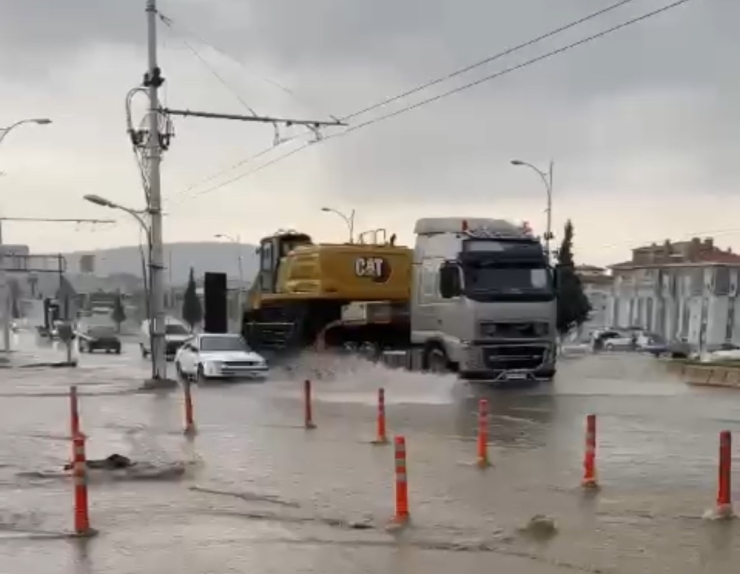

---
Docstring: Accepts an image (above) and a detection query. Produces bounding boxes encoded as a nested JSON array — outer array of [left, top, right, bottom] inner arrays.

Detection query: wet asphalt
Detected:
[[1, 332, 740, 573]]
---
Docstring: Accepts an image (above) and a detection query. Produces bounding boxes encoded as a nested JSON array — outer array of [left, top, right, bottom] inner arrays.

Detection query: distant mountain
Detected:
[[63, 242, 259, 286]]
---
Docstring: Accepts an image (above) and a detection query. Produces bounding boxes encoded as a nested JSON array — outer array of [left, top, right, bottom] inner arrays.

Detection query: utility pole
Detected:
[[145, 0, 168, 382], [137, 1, 344, 376]]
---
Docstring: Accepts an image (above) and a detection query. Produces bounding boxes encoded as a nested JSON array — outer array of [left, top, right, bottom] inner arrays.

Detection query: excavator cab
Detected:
[[257, 231, 312, 294]]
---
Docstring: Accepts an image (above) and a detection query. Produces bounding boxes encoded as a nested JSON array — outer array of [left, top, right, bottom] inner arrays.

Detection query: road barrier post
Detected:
[[72, 433, 92, 536], [393, 436, 410, 524], [477, 399, 491, 468], [304, 379, 316, 429], [70, 385, 80, 439], [373, 388, 389, 445], [183, 380, 196, 436], [716, 430, 733, 518], [582, 414, 598, 489]]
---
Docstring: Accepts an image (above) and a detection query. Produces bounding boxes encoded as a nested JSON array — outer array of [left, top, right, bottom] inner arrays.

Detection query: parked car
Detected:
[[594, 330, 634, 351], [705, 343, 740, 362], [140, 318, 191, 361], [174, 333, 268, 382], [77, 324, 122, 354]]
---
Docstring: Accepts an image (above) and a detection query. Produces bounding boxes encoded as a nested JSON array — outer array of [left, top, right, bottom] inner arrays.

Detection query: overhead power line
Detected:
[[341, 0, 641, 122], [174, 0, 693, 203]]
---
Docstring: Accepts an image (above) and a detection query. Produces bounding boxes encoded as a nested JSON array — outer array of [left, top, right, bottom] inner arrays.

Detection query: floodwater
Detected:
[[1, 333, 740, 573]]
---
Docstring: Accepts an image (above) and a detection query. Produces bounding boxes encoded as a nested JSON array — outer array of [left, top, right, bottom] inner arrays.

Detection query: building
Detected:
[[576, 265, 612, 336], [607, 237, 740, 349]]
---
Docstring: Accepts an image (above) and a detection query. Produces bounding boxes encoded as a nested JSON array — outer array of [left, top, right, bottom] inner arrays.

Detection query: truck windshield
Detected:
[[462, 263, 553, 301]]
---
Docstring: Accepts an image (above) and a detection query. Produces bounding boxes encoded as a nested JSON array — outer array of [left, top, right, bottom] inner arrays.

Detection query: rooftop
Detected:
[[610, 237, 740, 270]]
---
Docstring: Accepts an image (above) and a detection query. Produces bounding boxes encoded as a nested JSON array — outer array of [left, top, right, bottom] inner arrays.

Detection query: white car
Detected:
[[140, 318, 191, 361], [174, 333, 268, 381]]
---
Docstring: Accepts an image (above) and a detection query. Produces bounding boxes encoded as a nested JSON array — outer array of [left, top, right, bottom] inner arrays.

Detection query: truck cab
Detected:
[[411, 217, 557, 382]]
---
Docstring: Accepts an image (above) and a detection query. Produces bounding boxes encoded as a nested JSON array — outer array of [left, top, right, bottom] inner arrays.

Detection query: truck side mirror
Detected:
[[439, 262, 461, 299]]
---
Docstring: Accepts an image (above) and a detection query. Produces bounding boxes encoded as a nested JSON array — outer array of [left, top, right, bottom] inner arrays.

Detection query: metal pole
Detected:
[[146, 0, 167, 380], [546, 161, 553, 262], [236, 236, 244, 328]]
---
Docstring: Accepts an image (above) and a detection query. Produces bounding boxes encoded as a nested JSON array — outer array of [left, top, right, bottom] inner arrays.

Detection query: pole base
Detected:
[[304, 421, 316, 430], [386, 514, 410, 532], [476, 457, 491, 469], [581, 477, 600, 490], [184, 424, 197, 437], [141, 377, 179, 391], [371, 437, 389, 446], [71, 527, 99, 539], [705, 504, 735, 521]]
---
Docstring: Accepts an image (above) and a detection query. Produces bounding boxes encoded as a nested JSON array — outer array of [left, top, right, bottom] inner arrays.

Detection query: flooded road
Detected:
[[1, 333, 740, 573]]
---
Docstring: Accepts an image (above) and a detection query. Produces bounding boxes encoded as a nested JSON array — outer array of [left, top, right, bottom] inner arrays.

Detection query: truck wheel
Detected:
[[423, 344, 449, 374], [140, 344, 149, 358]]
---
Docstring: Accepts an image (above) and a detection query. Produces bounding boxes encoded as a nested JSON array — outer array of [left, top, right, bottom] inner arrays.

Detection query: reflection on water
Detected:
[[453, 383, 555, 449]]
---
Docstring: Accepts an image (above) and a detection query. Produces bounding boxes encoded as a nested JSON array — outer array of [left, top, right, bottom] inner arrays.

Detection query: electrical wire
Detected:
[[159, 12, 258, 116], [341, 0, 642, 122], [156, 9, 338, 122], [176, 0, 694, 202]]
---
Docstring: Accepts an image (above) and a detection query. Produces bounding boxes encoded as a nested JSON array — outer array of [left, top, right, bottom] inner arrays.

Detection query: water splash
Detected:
[[271, 352, 462, 406]]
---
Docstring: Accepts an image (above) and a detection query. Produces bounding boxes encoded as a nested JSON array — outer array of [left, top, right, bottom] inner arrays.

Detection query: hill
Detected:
[[63, 242, 259, 286]]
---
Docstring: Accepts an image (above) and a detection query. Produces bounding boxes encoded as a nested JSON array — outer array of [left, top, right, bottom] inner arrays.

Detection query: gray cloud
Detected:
[[1, 0, 739, 263]]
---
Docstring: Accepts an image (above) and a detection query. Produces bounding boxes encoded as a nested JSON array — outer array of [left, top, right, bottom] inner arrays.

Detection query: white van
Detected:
[[139, 317, 192, 361]]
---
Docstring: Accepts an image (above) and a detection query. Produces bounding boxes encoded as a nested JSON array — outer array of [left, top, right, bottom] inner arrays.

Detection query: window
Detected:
[[200, 335, 249, 352], [714, 267, 730, 296]]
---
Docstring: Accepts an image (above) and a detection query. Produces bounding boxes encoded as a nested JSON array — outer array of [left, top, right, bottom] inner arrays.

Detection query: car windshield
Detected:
[[200, 335, 250, 352], [165, 323, 189, 335], [89, 325, 116, 336]]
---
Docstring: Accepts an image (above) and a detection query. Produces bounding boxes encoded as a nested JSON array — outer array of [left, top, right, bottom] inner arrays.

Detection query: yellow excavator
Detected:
[[242, 228, 413, 356]]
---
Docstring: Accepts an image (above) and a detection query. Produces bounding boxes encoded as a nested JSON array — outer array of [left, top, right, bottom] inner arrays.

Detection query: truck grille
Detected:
[[479, 321, 548, 339], [483, 345, 546, 370]]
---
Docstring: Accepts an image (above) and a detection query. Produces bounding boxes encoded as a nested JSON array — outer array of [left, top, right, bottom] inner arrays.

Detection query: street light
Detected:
[[321, 207, 355, 243], [511, 159, 554, 260], [83, 193, 159, 380], [0, 118, 53, 146], [0, 117, 52, 354]]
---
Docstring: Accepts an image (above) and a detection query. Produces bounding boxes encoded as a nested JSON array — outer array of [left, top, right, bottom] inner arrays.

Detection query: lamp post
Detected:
[[83, 194, 159, 380], [321, 207, 355, 243], [215, 233, 244, 327], [511, 159, 554, 261], [0, 117, 52, 354]]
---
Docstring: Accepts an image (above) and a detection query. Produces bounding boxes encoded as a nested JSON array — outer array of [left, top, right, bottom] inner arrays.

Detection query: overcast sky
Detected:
[[0, 0, 736, 266]]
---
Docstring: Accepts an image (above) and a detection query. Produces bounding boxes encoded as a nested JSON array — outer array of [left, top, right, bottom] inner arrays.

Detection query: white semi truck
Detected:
[[243, 216, 559, 383], [406, 217, 557, 381]]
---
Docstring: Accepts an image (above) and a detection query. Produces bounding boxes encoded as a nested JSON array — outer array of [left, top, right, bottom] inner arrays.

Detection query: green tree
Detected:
[[556, 220, 591, 335], [182, 267, 203, 331], [111, 293, 127, 332]]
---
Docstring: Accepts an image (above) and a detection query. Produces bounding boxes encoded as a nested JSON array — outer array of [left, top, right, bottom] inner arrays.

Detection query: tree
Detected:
[[111, 293, 127, 333], [556, 220, 591, 335], [182, 267, 203, 331]]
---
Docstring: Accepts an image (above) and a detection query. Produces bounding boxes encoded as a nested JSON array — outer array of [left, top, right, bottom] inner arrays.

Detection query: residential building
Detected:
[[576, 265, 612, 336], [607, 237, 740, 349]]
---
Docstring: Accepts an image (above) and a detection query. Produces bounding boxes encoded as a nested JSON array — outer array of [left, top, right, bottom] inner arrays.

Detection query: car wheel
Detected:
[[605, 343, 614, 351], [423, 344, 449, 374], [115, 346, 121, 355], [140, 344, 149, 358], [196, 364, 207, 383]]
